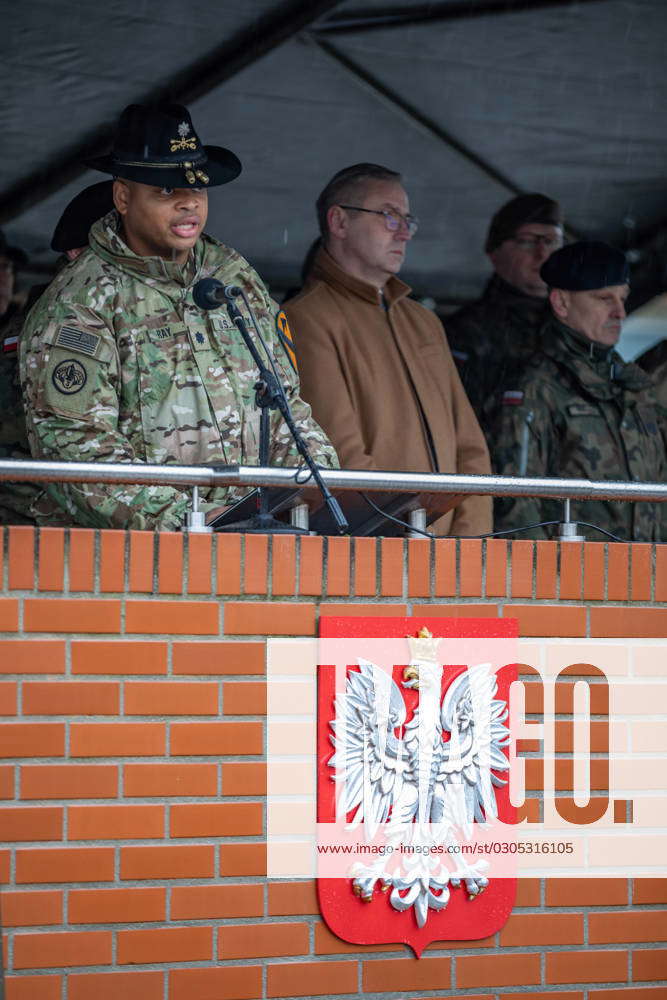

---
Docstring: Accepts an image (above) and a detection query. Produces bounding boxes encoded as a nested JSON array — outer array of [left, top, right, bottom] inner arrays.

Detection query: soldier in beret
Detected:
[[489, 241, 666, 541], [20, 104, 336, 530], [445, 193, 563, 427]]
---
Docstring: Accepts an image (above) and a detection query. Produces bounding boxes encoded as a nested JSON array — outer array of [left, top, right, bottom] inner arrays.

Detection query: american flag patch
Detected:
[[55, 325, 101, 357], [502, 390, 524, 405], [2, 336, 18, 353]]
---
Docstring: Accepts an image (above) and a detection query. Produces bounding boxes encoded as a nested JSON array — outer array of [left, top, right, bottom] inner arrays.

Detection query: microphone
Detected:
[[192, 278, 242, 310]]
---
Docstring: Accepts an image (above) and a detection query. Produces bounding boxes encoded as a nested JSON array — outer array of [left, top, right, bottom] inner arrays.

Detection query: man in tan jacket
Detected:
[[283, 163, 491, 535]]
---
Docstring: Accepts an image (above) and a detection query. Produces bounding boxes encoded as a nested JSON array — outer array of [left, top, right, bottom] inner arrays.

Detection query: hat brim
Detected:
[[84, 145, 242, 188]]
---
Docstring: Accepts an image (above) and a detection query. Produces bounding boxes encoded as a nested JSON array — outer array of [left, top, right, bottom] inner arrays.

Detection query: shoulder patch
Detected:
[[2, 335, 18, 354], [276, 309, 298, 374], [55, 325, 102, 358], [502, 390, 524, 405], [51, 358, 88, 395]]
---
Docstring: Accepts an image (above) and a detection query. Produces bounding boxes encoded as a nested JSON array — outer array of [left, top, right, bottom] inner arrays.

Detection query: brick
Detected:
[[124, 680, 218, 715], [129, 531, 154, 592], [158, 532, 184, 593], [364, 956, 451, 992], [486, 538, 508, 597], [408, 538, 431, 597], [70, 722, 165, 757], [510, 540, 534, 598], [216, 533, 242, 595], [584, 542, 606, 600], [0, 680, 16, 714], [500, 912, 583, 946], [69, 971, 163, 1000], [20, 763, 118, 800], [630, 544, 652, 601], [170, 966, 262, 1000], [124, 762, 217, 797], [535, 541, 558, 599], [170, 802, 262, 837], [412, 602, 499, 618], [268, 959, 357, 997], [272, 535, 296, 596], [120, 844, 214, 879], [591, 991, 667, 1000], [25, 599, 120, 634], [16, 847, 114, 884], [69, 886, 165, 924], [71, 639, 167, 675], [460, 539, 482, 597], [0, 847, 9, 880], [327, 536, 350, 596], [503, 604, 586, 636], [0, 889, 62, 926], [222, 761, 266, 795], [354, 537, 376, 596], [5, 976, 62, 1000], [434, 538, 456, 596], [187, 532, 212, 594], [591, 607, 667, 638], [23, 680, 118, 715], [172, 640, 264, 675], [503, 993, 582, 1000], [171, 883, 263, 919], [0, 599, 19, 631], [244, 534, 269, 594], [224, 602, 314, 635], [13, 929, 111, 969], [547, 950, 628, 983], [315, 920, 402, 954], [320, 602, 407, 617], [9, 526, 35, 589], [0, 723, 64, 758], [560, 542, 583, 599], [299, 535, 324, 596], [458, 953, 541, 988], [0, 640, 65, 674], [68, 803, 164, 840], [656, 545, 667, 602], [633, 879, 667, 904], [590, 911, 667, 943], [37, 528, 65, 592], [220, 843, 266, 876], [69, 529, 95, 592], [0, 806, 62, 841], [634, 951, 667, 981], [99, 530, 125, 592], [381, 537, 404, 596], [219, 921, 309, 958], [607, 543, 630, 600], [268, 879, 317, 915], [224, 680, 266, 715], [0, 763, 13, 797], [125, 599, 218, 635], [171, 721, 261, 755], [118, 925, 212, 964]]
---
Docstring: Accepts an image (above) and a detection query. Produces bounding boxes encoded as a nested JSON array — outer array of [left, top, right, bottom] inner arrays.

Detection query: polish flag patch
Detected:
[[2, 336, 18, 353], [502, 390, 524, 405]]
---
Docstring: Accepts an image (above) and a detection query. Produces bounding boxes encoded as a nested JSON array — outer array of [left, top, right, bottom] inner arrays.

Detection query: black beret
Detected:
[[51, 181, 115, 253], [485, 193, 562, 252], [540, 241, 630, 290]]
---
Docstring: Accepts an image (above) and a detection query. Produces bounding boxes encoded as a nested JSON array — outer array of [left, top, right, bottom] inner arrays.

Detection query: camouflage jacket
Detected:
[[0, 304, 40, 525], [488, 317, 667, 542], [20, 213, 337, 530], [444, 275, 549, 429]]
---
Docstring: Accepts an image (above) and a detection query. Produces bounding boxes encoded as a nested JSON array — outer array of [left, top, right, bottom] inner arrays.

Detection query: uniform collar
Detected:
[[310, 245, 412, 307], [542, 315, 652, 397], [90, 210, 205, 286]]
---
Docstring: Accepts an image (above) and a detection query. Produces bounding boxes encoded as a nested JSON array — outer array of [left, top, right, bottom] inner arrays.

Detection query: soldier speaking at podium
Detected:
[[20, 104, 336, 530]]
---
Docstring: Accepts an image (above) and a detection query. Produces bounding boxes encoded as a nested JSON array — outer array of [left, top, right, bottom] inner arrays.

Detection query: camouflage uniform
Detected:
[[444, 275, 549, 430], [637, 338, 667, 413], [20, 212, 337, 530], [489, 317, 666, 542], [0, 304, 41, 524]]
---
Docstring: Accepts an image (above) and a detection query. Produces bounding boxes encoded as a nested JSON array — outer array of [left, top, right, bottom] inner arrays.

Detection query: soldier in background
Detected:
[[21, 103, 336, 530], [490, 242, 665, 542], [445, 193, 563, 426]]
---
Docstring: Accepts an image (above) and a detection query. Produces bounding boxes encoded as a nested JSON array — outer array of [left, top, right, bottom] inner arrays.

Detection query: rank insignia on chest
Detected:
[[195, 332, 206, 345]]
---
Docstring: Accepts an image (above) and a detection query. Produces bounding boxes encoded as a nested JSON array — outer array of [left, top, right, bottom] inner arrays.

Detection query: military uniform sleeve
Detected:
[[20, 300, 190, 530]]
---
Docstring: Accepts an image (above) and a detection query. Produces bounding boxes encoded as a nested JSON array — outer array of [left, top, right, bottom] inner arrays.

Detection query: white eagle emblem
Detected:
[[327, 630, 510, 927]]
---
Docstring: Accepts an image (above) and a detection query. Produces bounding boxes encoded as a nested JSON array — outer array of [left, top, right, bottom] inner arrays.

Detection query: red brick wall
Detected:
[[1, 526, 666, 999]]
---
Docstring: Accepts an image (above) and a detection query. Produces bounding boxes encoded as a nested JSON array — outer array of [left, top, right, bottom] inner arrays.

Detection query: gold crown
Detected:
[[406, 626, 441, 664]]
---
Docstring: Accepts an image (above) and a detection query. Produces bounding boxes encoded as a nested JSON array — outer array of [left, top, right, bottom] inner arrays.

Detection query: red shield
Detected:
[[317, 616, 518, 956]]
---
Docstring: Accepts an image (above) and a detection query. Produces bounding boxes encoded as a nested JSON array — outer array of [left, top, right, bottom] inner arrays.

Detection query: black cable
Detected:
[[573, 521, 624, 542]]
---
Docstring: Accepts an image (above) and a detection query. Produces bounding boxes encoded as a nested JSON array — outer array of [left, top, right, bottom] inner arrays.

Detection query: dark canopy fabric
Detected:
[[3, 0, 667, 310]]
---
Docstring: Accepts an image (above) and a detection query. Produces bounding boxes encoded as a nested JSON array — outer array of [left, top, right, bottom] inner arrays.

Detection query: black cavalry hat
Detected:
[[85, 104, 242, 188], [540, 241, 630, 291], [51, 181, 115, 253]]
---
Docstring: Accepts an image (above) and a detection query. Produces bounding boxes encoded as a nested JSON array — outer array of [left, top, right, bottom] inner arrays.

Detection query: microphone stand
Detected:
[[215, 287, 349, 535]]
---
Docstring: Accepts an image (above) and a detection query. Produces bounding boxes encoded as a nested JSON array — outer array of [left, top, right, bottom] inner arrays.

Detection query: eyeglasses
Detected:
[[511, 235, 563, 252], [338, 205, 419, 236]]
